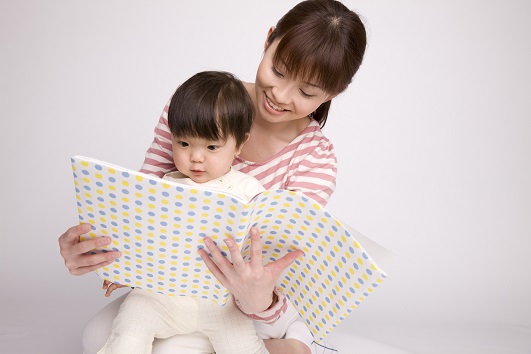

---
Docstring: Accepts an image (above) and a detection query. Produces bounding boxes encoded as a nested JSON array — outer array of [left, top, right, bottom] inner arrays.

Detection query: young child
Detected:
[[97, 71, 311, 354]]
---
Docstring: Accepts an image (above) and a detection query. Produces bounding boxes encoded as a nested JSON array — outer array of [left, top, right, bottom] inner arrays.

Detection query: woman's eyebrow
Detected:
[[303, 81, 321, 88]]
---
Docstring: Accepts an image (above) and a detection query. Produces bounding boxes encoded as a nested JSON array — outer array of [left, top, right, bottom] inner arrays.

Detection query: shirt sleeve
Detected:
[[139, 99, 176, 177], [286, 139, 338, 206], [234, 288, 289, 324]]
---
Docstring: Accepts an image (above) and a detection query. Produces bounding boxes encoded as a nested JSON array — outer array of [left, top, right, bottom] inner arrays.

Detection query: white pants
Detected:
[[95, 289, 268, 354], [83, 291, 314, 354]]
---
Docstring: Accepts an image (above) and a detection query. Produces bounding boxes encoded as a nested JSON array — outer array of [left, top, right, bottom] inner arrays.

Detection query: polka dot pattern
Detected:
[[71, 156, 387, 340]]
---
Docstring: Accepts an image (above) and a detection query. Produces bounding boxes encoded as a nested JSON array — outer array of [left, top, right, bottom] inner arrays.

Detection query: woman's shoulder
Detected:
[[293, 120, 335, 152]]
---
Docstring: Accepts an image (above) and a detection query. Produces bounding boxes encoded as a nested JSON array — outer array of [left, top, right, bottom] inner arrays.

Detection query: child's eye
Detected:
[[207, 145, 219, 151], [177, 141, 189, 147]]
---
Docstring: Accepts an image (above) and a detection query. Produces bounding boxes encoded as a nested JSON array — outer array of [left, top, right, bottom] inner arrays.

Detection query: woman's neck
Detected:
[[240, 82, 311, 162]]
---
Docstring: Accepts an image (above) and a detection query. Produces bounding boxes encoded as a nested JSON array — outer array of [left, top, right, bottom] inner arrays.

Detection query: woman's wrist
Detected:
[[234, 291, 275, 314], [265, 290, 279, 310], [234, 289, 287, 323]]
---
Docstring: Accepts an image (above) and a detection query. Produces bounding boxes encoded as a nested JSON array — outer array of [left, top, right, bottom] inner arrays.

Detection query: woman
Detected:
[[59, 1, 367, 353]]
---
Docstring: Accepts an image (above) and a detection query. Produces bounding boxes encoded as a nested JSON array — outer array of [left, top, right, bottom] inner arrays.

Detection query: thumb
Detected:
[[267, 249, 304, 275]]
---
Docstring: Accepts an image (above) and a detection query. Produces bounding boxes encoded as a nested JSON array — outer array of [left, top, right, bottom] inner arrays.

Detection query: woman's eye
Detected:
[[272, 66, 284, 77], [207, 145, 218, 151], [300, 89, 313, 98]]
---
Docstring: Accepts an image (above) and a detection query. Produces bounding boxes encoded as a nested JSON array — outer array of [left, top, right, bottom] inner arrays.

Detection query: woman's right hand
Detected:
[[58, 223, 122, 275]]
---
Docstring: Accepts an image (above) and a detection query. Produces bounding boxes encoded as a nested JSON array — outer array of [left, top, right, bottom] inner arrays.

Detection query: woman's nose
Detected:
[[271, 84, 291, 105]]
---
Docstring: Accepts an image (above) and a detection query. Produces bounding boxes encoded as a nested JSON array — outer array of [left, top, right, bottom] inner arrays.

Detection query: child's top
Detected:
[[163, 169, 265, 203]]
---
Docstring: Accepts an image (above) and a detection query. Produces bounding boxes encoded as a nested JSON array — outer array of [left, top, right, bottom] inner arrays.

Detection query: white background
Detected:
[[1, 1, 530, 353]]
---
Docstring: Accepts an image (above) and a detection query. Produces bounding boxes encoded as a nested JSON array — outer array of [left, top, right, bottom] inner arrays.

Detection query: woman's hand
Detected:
[[58, 223, 122, 276], [198, 226, 303, 314]]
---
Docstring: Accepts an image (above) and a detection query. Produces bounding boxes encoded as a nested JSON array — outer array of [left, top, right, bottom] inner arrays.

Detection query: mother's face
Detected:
[[253, 39, 335, 125]]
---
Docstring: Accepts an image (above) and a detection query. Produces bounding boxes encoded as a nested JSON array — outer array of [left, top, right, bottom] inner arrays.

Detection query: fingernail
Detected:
[[203, 238, 210, 247], [224, 238, 232, 246]]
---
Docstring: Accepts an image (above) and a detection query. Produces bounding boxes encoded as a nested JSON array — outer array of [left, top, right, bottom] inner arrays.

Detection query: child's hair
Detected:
[[268, 0, 367, 127], [168, 71, 254, 148]]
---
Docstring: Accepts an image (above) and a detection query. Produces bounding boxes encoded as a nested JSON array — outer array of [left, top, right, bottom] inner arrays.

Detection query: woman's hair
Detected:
[[268, 0, 367, 127], [168, 71, 254, 148]]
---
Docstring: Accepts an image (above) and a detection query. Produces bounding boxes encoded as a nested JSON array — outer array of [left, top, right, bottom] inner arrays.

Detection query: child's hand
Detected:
[[102, 279, 125, 297]]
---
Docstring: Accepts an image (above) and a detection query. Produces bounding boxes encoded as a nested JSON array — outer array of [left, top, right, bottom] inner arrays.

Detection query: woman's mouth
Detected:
[[265, 95, 286, 113]]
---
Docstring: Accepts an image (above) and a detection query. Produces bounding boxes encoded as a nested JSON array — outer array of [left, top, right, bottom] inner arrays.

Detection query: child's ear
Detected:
[[236, 133, 251, 156]]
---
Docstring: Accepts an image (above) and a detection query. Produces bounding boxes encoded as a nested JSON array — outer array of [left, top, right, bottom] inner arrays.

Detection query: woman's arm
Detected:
[[139, 100, 176, 177]]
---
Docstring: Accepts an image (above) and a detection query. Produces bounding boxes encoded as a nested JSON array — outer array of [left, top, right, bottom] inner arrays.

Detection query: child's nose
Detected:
[[190, 149, 204, 162]]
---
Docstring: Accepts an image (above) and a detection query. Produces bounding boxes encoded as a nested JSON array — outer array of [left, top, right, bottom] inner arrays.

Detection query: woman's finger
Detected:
[[58, 223, 91, 245], [202, 237, 233, 273], [69, 259, 116, 276], [198, 247, 228, 286], [72, 236, 112, 256], [267, 249, 304, 276], [248, 227, 264, 271], [224, 237, 246, 270], [67, 250, 121, 273]]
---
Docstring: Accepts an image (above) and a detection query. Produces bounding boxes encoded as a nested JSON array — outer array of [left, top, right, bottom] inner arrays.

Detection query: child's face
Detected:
[[171, 135, 242, 183]]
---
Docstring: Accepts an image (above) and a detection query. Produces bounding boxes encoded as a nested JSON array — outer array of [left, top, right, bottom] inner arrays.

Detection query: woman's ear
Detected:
[[264, 26, 275, 49], [327, 85, 349, 101], [327, 92, 339, 101]]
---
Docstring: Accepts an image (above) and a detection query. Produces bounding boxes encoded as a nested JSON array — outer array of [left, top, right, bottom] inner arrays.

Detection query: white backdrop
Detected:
[[1, 1, 530, 353]]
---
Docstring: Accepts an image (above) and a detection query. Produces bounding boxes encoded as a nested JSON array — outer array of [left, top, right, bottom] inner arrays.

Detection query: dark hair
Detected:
[[168, 71, 254, 148], [268, 0, 367, 127]]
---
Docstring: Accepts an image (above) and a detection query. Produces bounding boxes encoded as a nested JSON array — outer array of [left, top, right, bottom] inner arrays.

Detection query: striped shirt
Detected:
[[139, 100, 338, 322], [140, 102, 337, 206]]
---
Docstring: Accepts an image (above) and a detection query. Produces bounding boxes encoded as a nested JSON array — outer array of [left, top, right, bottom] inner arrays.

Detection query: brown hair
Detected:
[[168, 71, 254, 148], [267, 0, 367, 127]]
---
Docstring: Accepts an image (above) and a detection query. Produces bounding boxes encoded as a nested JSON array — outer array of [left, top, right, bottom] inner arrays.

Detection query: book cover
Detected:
[[71, 155, 387, 340]]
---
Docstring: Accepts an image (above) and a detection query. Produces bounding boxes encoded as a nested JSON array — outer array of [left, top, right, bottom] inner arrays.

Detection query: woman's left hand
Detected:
[[198, 226, 303, 314]]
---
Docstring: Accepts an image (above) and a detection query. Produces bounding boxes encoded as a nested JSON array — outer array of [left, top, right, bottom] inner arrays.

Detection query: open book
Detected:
[[71, 155, 387, 340]]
